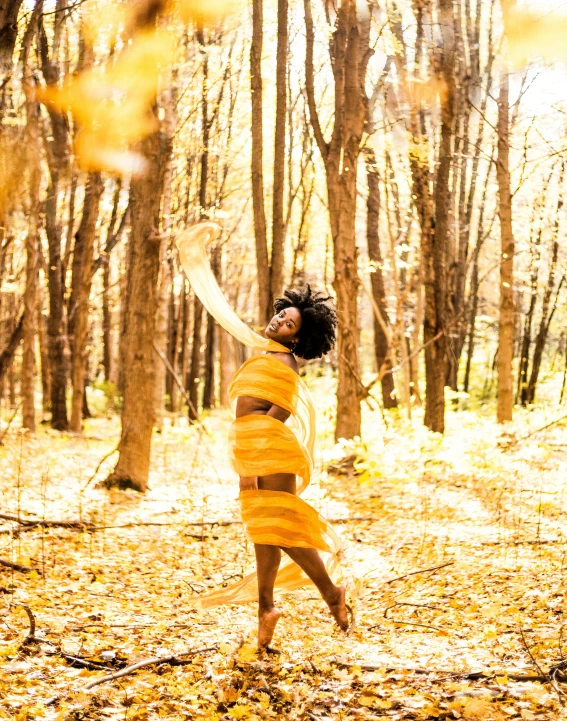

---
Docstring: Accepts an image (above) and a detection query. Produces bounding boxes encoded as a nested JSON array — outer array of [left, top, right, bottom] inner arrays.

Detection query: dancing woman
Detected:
[[176, 223, 349, 648]]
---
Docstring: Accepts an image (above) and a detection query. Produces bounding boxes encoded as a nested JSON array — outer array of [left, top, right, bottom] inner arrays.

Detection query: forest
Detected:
[[1, 0, 567, 718]]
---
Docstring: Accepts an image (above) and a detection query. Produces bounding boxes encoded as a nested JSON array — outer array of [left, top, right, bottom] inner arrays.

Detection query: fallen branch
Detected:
[[380, 602, 445, 633], [0, 515, 378, 534], [332, 659, 559, 683], [14, 603, 36, 645], [481, 539, 563, 546], [0, 558, 33, 573], [0, 402, 22, 444], [385, 561, 454, 585], [58, 653, 115, 672], [82, 445, 119, 491], [520, 628, 565, 702], [46, 645, 218, 705], [0, 513, 89, 529], [502, 412, 567, 448]]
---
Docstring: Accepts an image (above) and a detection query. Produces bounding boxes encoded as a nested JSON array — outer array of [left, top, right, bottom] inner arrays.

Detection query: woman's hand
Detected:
[[239, 476, 258, 491]]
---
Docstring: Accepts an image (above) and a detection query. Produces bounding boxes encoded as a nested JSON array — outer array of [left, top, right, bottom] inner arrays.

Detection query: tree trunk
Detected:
[[69, 172, 104, 432], [22, 69, 41, 431], [102, 257, 112, 382], [304, 0, 370, 441], [250, 0, 270, 324], [39, 11, 71, 431], [269, 0, 288, 313], [0, 0, 24, 90], [202, 246, 220, 410], [423, 0, 455, 434], [37, 283, 50, 414], [0, 312, 23, 382], [524, 163, 565, 404], [45, 173, 69, 430], [178, 281, 190, 409], [219, 328, 234, 407], [364, 147, 396, 408], [496, 73, 515, 423], [103, 121, 167, 490], [188, 295, 203, 421]]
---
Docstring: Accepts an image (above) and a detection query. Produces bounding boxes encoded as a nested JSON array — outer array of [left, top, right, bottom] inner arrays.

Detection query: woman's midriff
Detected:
[[235, 395, 296, 494]]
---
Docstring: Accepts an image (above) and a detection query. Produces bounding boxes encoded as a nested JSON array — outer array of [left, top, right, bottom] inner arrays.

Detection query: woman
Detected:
[[177, 223, 349, 649]]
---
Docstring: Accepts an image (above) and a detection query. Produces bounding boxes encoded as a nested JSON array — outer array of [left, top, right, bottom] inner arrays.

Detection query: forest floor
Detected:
[[1, 383, 567, 720]]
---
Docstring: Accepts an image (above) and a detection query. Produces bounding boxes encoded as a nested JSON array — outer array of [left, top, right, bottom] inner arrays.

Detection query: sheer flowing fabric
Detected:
[[176, 223, 342, 607]]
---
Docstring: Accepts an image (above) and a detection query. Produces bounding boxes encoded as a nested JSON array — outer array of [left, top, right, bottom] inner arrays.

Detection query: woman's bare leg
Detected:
[[253, 472, 347, 640], [283, 546, 349, 630], [255, 544, 282, 647]]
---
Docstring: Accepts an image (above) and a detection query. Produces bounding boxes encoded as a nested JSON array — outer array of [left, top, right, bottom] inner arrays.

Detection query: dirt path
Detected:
[[0, 404, 565, 719]]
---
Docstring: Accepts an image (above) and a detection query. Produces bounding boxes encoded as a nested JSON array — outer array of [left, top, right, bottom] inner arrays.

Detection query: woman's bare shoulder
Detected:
[[267, 352, 299, 374]]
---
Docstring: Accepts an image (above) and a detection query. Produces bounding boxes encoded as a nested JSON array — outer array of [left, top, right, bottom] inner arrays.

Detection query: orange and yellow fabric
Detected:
[[176, 223, 342, 607]]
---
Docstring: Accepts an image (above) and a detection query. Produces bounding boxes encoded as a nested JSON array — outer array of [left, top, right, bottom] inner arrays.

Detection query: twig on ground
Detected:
[[332, 659, 560, 683], [0, 558, 33, 573], [503, 412, 567, 448], [13, 603, 36, 645], [0, 515, 378, 534], [46, 645, 218, 705], [0, 513, 88, 529], [520, 628, 565, 703], [381, 602, 445, 632], [58, 653, 115, 672], [382, 619, 444, 632], [384, 561, 454, 585], [0, 402, 22, 444], [82, 445, 119, 491]]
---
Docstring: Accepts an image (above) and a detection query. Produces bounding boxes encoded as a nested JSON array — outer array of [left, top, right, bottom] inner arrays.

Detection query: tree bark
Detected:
[[37, 282, 50, 414], [524, 162, 565, 404], [103, 128, 167, 489], [0, 0, 24, 88], [422, 0, 456, 434], [44, 173, 69, 430], [496, 73, 515, 423], [69, 172, 104, 432], [202, 246, 220, 410], [304, 0, 370, 441], [188, 295, 203, 421], [0, 311, 23, 382], [250, 0, 270, 324], [269, 0, 288, 314], [39, 8, 71, 431], [364, 146, 396, 408], [21, 41, 41, 431]]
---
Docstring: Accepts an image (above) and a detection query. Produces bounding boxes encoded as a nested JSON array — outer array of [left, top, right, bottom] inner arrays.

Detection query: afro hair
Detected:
[[273, 284, 337, 360]]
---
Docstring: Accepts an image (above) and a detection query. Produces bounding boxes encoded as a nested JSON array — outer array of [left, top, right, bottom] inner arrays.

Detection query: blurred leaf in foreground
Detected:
[[41, 30, 174, 173], [502, 2, 567, 67]]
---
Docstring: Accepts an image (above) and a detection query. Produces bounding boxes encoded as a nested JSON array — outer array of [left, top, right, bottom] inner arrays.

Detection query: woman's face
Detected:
[[265, 306, 302, 347]]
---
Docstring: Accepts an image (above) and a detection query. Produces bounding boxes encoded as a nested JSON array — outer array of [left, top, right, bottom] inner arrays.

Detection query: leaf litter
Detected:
[[1, 386, 566, 720]]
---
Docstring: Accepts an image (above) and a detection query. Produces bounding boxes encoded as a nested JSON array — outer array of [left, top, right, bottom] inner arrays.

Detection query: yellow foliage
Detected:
[[41, 30, 174, 173], [502, 2, 567, 66]]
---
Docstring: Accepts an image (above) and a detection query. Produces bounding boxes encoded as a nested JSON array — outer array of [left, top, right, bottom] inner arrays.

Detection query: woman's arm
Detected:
[[266, 403, 291, 423], [240, 476, 258, 491]]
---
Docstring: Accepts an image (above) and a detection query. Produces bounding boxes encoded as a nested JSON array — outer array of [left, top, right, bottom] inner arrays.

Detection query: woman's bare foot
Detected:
[[258, 607, 282, 648], [326, 585, 349, 631]]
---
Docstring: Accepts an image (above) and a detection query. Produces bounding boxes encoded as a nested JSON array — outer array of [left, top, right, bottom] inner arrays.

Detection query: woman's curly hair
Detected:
[[273, 284, 337, 360]]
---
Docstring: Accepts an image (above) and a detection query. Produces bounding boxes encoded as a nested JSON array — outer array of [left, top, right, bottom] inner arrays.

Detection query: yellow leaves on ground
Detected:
[[1, 401, 566, 718]]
